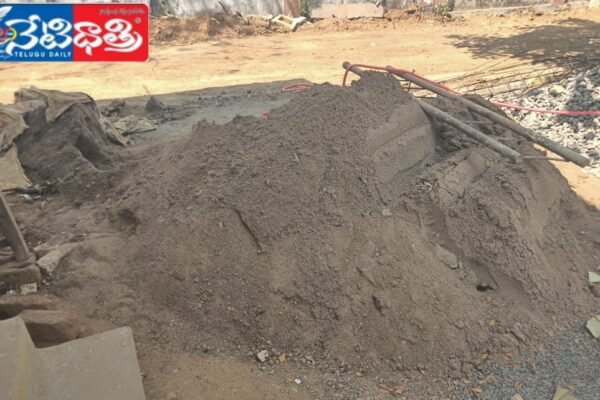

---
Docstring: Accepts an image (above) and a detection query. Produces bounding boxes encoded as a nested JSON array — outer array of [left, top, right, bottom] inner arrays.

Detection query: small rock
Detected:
[[294, 378, 302, 384], [434, 244, 459, 269], [511, 325, 527, 342], [549, 85, 567, 96], [257, 349, 269, 362], [145, 96, 166, 113], [381, 208, 392, 217]]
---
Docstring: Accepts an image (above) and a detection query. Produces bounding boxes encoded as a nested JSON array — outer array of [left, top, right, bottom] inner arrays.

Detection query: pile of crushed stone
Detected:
[[48, 73, 598, 378], [502, 67, 600, 176]]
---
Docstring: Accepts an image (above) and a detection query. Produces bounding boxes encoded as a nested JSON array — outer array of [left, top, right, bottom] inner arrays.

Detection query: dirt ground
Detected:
[[2, 7, 600, 400], [1, 8, 599, 103]]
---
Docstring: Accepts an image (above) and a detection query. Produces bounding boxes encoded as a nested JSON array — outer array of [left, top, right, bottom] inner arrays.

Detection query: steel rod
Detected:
[[342, 63, 523, 164], [417, 100, 522, 163], [372, 63, 591, 167], [0, 193, 31, 262]]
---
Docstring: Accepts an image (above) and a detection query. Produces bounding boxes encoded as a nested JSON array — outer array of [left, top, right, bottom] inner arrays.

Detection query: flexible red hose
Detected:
[[341, 63, 600, 117]]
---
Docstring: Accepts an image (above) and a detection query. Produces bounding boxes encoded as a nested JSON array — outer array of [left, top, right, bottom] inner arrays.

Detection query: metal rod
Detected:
[[0, 193, 31, 262], [342, 63, 523, 164], [372, 63, 590, 167], [417, 100, 522, 163], [522, 156, 568, 162]]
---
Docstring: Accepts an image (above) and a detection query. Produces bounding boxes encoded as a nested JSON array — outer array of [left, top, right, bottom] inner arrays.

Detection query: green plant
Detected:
[[300, 0, 310, 19]]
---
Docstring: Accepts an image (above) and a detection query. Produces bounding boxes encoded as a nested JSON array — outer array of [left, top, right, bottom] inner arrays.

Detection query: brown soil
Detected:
[[18, 73, 599, 384], [15, 103, 118, 196], [150, 13, 283, 45], [150, 9, 453, 45]]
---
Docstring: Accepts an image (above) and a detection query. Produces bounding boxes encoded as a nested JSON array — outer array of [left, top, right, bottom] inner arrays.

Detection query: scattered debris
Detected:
[[113, 115, 157, 136]]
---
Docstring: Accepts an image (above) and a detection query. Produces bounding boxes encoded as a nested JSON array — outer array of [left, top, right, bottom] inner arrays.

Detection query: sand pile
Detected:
[[52, 73, 597, 376]]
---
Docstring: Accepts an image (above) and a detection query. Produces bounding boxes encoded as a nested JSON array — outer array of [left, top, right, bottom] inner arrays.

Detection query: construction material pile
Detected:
[[504, 67, 600, 176], [46, 72, 596, 378]]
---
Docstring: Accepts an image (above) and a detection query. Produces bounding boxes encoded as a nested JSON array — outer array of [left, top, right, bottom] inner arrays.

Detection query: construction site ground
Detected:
[[1, 7, 600, 400]]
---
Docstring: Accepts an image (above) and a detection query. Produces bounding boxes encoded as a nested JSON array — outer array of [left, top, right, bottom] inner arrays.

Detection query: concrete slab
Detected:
[[0, 317, 146, 400], [0, 317, 36, 400]]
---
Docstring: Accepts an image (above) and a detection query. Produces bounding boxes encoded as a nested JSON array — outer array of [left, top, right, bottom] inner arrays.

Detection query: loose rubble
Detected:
[[503, 67, 600, 176]]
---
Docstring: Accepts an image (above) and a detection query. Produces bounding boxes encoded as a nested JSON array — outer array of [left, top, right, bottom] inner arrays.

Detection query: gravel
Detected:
[[502, 67, 600, 176], [447, 320, 600, 400]]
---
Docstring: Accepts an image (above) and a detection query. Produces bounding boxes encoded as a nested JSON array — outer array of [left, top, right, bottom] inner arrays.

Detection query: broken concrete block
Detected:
[[586, 315, 600, 339], [0, 316, 146, 400], [20, 309, 80, 344], [589, 271, 600, 284], [552, 386, 577, 400], [0, 294, 54, 317], [36, 243, 77, 276], [0, 317, 36, 400], [0, 264, 41, 287]]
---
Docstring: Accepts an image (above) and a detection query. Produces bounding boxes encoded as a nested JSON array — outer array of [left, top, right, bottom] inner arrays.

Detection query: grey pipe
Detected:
[[342, 63, 523, 163], [377, 63, 590, 167]]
